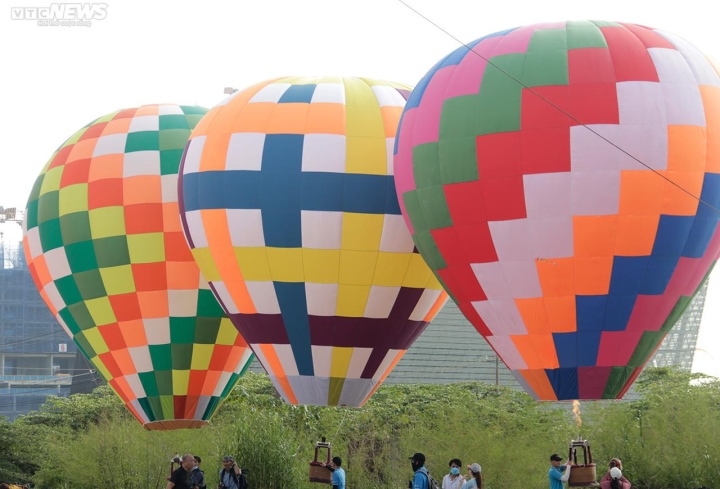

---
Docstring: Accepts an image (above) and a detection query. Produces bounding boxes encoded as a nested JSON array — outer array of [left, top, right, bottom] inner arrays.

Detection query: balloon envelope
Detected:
[[23, 104, 254, 429], [394, 21, 720, 400], [179, 76, 448, 406]]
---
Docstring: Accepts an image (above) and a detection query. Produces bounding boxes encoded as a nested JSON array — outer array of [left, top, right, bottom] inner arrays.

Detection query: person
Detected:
[[442, 458, 465, 489], [191, 456, 205, 489], [167, 453, 195, 489], [462, 463, 482, 489], [548, 453, 571, 489], [218, 455, 246, 489], [409, 452, 430, 489], [600, 459, 631, 489], [321, 456, 346, 489]]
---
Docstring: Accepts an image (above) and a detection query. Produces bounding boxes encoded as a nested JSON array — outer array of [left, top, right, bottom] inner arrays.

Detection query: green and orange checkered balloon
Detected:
[[23, 104, 254, 430]]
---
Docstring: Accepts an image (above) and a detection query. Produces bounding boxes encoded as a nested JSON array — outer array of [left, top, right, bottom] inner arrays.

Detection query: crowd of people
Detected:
[[405, 450, 632, 489], [161, 449, 631, 489], [409, 452, 483, 489], [165, 454, 247, 489]]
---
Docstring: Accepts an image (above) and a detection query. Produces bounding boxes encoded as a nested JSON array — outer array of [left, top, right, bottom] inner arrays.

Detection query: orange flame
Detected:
[[572, 400, 582, 431]]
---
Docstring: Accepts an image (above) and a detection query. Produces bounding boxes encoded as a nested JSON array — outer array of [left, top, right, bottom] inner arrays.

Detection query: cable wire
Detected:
[[396, 0, 720, 216]]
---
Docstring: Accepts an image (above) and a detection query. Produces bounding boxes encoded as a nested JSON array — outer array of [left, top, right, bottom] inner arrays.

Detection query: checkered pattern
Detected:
[[394, 21, 720, 401], [179, 76, 448, 407], [23, 104, 254, 430]]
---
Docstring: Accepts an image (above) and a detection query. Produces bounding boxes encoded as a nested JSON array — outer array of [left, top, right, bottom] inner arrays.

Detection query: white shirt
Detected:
[[442, 473, 466, 489]]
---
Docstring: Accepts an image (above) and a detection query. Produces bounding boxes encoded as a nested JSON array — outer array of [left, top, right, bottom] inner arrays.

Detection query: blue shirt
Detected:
[[220, 469, 241, 489], [548, 465, 567, 489], [332, 466, 346, 489], [413, 466, 430, 489], [461, 479, 478, 489]]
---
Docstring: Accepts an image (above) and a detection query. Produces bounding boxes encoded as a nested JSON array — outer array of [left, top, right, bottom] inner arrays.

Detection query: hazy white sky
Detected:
[[2, 0, 718, 377]]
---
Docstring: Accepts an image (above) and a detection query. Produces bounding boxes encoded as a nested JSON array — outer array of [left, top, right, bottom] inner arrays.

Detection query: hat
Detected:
[[550, 454, 563, 462], [222, 455, 234, 462], [610, 467, 622, 480], [409, 453, 426, 464], [467, 463, 482, 474]]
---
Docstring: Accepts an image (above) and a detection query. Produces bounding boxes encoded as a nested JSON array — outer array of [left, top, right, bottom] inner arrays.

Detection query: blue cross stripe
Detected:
[[183, 134, 401, 246], [274, 281, 314, 375], [278, 84, 317, 103], [182, 134, 401, 247], [181, 133, 403, 376]]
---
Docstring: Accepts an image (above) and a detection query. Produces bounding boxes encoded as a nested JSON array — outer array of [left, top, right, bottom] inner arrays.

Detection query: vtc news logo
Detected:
[[10, 3, 108, 26]]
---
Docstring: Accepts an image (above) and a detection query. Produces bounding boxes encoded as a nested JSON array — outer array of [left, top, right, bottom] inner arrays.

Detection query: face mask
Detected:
[[450, 467, 460, 476]]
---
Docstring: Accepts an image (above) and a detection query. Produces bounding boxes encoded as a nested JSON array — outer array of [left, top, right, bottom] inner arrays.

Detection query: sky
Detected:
[[1, 0, 719, 377]]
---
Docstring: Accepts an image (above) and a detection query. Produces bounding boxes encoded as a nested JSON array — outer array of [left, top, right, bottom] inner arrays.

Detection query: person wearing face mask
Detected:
[[442, 459, 465, 489], [408, 452, 430, 489]]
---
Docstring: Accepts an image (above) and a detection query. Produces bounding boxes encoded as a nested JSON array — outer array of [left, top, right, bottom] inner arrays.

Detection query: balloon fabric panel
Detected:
[[179, 76, 448, 407], [23, 105, 254, 429], [394, 21, 720, 400]]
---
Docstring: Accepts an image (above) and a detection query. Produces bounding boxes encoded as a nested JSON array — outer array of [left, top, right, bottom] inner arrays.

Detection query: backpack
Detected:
[[191, 467, 206, 489], [422, 470, 441, 489]]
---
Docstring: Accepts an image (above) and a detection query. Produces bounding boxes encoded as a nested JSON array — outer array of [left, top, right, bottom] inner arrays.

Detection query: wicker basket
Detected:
[[309, 441, 332, 484], [567, 439, 597, 487], [568, 464, 597, 487]]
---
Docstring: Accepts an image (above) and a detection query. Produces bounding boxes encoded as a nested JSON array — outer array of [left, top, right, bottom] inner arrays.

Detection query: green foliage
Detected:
[[582, 367, 720, 489], [17, 385, 130, 430], [213, 409, 301, 488], [0, 416, 35, 484], [4, 369, 720, 488]]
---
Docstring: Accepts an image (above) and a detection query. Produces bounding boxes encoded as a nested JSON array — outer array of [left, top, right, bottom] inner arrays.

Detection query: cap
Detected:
[[409, 453, 426, 464], [550, 454, 563, 462], [222, 456, 234, 462], [467, 463, 482, 474], [610, 467, 622, 479]]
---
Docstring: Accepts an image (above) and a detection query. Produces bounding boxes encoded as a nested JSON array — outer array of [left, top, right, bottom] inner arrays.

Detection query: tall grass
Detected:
[[10, 368, 720, 488]]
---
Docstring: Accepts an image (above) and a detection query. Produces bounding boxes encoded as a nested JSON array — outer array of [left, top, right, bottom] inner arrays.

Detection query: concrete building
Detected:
[[0, 209, 99, 421]]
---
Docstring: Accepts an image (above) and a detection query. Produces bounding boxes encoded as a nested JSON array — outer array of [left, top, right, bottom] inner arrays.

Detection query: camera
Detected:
[[171, 455, 182, 464]]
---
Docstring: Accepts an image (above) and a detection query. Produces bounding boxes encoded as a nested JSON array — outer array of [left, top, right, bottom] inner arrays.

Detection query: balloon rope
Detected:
[[330, 407, 352, 445], [396, 0, 720, 217]]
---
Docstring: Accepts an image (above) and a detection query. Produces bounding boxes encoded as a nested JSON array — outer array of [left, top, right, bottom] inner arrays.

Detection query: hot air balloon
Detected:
[[394, 21, 720, 401], [178, 76, 448, 406], [23, 104, 254, 429]]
